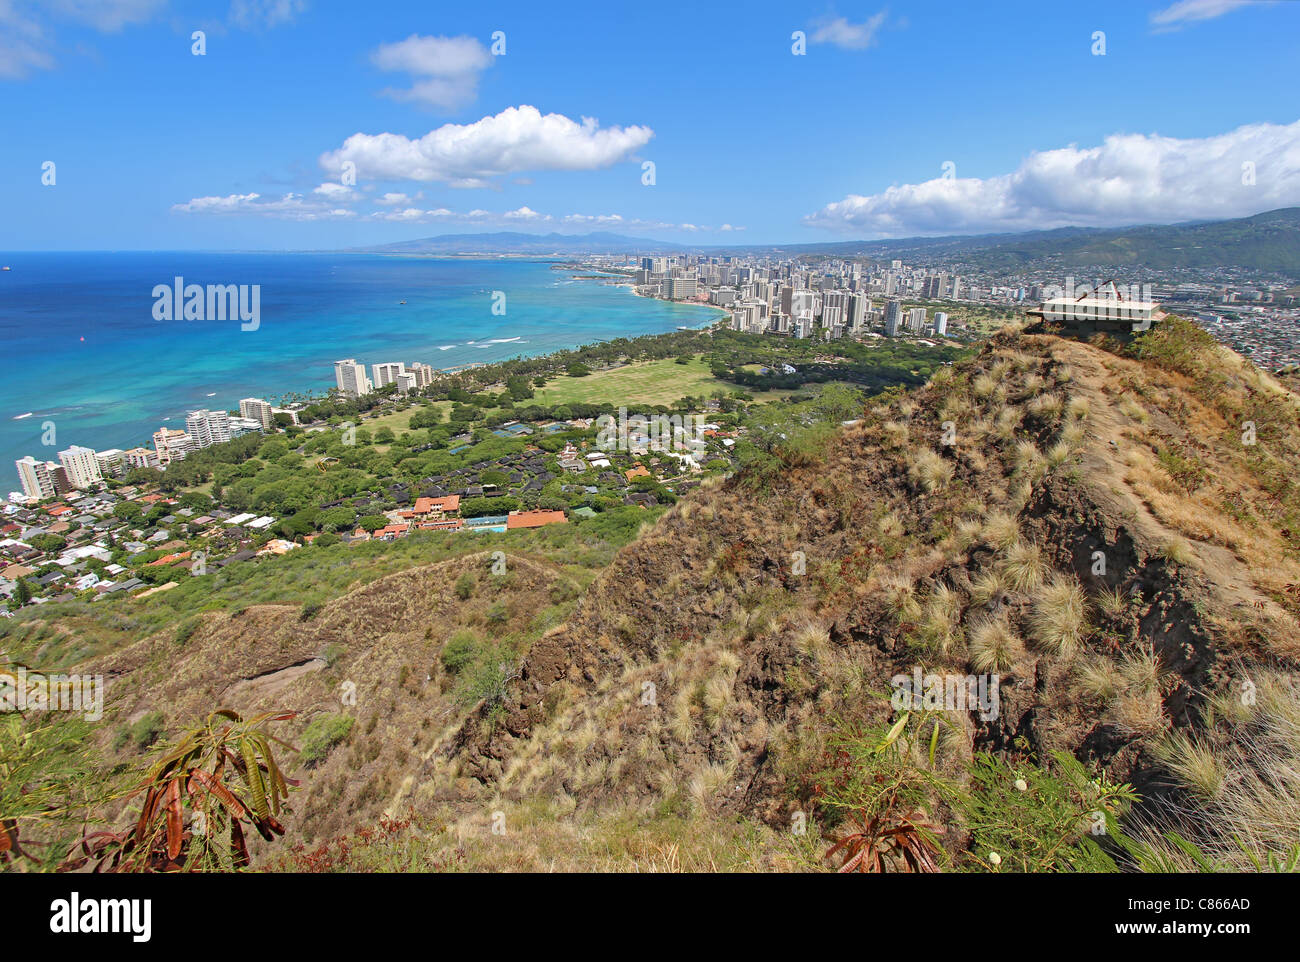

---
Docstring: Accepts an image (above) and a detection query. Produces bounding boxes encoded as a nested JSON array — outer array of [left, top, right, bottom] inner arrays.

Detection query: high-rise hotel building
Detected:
[[239, 398, 274, 430], [334, 359, 373, 398], [185, 409, 232, 448], [58, 445, 103, 490], [15, 456, 56, 501]]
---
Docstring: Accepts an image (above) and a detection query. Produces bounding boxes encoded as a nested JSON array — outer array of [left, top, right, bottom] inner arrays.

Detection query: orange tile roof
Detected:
[[416, 519, 463, 531], [625, 465, 651, 481], [411, 494, 460, 515], [505, 509, 567, 530], [147, 550, 192, 567]]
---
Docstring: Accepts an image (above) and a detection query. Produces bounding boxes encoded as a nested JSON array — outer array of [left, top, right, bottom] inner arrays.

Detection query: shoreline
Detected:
[[7, 261, 727, 487]]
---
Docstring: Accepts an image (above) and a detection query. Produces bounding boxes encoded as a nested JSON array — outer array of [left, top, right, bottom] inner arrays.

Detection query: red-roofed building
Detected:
[[400, 494, 461, 520], [374, 523, 410, 541], [505, 509, 567, 530], [147, 550, 192, 567], [416, 518, 463, 532]]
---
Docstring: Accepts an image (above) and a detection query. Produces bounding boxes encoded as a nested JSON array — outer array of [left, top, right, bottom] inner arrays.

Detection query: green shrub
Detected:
[[174, 618, 200, 647], [298, 714, 355, 768], [440, 630, 480, 675], [454, 572, 476, 600], [958, 750, 1137, 872], [130, 711, 165, 750]]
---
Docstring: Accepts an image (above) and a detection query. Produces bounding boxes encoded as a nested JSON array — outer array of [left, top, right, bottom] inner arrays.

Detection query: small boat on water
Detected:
[[1, 266, 10, 271], [399, 300, 406, 304]]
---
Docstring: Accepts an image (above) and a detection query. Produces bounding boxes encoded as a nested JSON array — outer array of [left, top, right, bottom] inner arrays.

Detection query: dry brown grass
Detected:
[[1001, 540, 1048, 594], [1133, 673, 1300, 870], [909, 448, 954, 493], [1028, 574, 1090, 656], [968, 615, 1026, 673], [981, 511, 1021, 551]]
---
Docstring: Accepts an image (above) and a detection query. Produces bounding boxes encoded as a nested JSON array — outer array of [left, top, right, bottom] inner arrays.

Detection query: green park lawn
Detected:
[[533, 356, 752, 408]]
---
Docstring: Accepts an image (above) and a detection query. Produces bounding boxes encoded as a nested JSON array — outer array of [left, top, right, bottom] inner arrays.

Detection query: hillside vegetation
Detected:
[[8, 318, 1299, 872]]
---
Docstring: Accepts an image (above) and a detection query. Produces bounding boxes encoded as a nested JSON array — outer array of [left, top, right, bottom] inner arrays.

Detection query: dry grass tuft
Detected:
[[1076, 655, 1122, 702], [909, 448, 954, 493], [1028, 574, 1090, 656], [1001, 539, 1048, 594], [981, 511, 1021, 551], [1160, 537, 1196, 566], [969, 567, 1009, 606], [968, 615, 1026, 673], [913, 583, 964, 656]]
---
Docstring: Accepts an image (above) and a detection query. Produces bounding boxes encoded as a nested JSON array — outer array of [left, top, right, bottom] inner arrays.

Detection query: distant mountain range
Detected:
[[830, 208, 1300, 274], [356, 208, 1300, 274]]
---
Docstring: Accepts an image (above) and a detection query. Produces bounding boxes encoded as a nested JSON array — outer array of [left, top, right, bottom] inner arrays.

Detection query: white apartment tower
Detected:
[[821, 291, 848, 329], [334, 359, 372, 398], [884, 299, 902, 337], [239, 398, 274, 430], [408, 362, 436, 389], [371, 361, 408, 389], [153, 427, 194, 466], [15, 456, 56, 501], [95, 448, 126, 478], [58, 445, 102, 490], [185, 409, 232, 448]]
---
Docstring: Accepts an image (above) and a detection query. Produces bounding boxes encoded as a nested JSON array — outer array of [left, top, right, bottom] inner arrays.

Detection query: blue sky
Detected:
[[2, 0, 1298, 249]]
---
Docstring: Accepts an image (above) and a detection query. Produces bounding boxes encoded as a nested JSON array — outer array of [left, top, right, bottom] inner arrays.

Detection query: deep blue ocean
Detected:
[[0, 253, 723, 487]]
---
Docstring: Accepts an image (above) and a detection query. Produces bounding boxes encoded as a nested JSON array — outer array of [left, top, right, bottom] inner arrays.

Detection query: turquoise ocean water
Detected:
[[0, 253, 723, 487]]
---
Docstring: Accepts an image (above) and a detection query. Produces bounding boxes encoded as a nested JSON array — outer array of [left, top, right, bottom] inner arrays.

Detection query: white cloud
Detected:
[[805, 120, 1300, 236], [0, 1, 53, 78], [319, 105, 653, 185], [366, 206, 546, 225], [1150, 0, 1263, 30], [49, 0, 166, 31], [0, 0, 164, 78], [562, 213, 625, 226], [371, 34, 493, 110], [809, 12, 887, 50], [502, 206, 543, 220], [173, 188, 729, 235], [229, 0, 306, 29], [562, 213, 712, 232], [312, 181, 358, 200], [171, 191, 356, 220]]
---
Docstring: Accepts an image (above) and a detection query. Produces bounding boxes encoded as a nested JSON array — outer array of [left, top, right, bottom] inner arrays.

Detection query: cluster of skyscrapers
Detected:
[[629, 253, 958, 341], [11, 398, 289, 501], [333, 359, 438, 398]]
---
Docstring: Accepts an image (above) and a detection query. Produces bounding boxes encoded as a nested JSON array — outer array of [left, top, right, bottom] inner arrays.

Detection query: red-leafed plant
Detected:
[[815, 713, 947, 873], [62, 709, 298, 872]]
